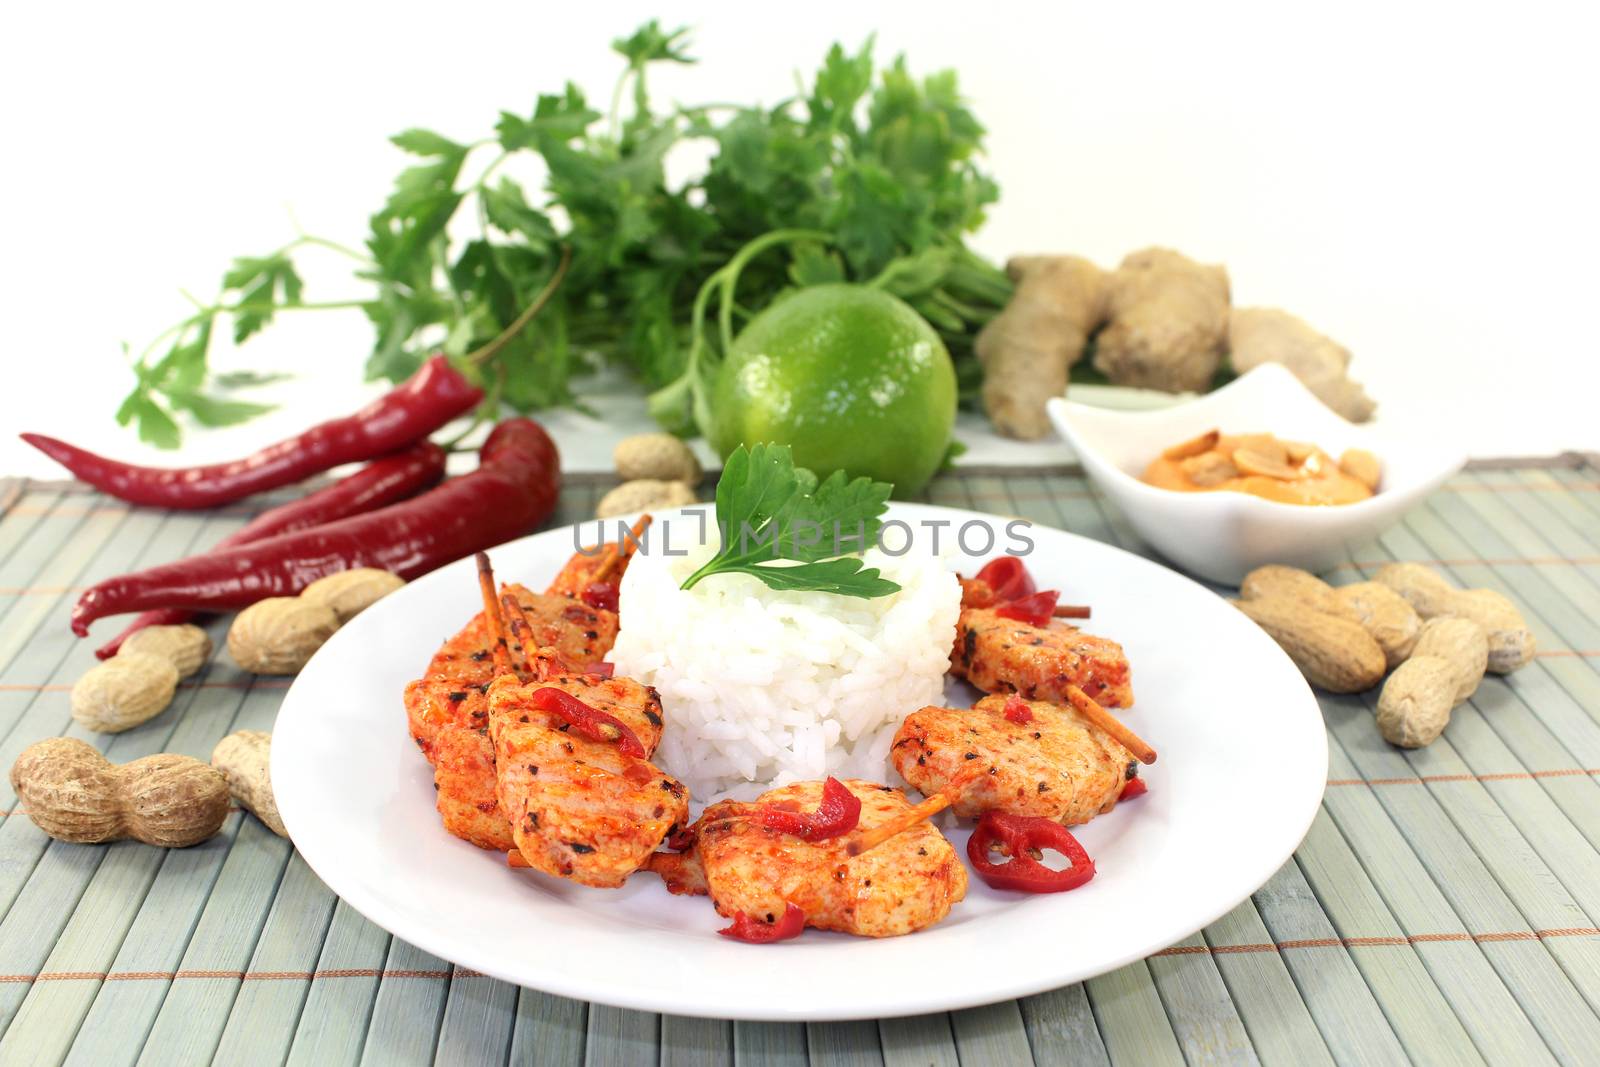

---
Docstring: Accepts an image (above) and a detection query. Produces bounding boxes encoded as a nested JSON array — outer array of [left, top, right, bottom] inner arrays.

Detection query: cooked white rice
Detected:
[[608, 519, 960, 803]]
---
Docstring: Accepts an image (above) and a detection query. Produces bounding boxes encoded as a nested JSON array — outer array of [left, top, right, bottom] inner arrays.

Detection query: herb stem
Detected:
[[465, 245, 572, 368]]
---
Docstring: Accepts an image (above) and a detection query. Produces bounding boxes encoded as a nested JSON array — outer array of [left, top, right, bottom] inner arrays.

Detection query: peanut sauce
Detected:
[[1142, 430, 1377, 506]]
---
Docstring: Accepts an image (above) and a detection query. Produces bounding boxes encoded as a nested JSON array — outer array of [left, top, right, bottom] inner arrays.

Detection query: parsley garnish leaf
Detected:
[[682, 444, 899, 599]]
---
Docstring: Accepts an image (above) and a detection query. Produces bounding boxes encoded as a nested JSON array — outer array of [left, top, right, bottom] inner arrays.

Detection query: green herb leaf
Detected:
[[124, 393, 181, 449], [682, 443, 898, 598], [164, 389, 278, 427], [390, 128, 465, 157]]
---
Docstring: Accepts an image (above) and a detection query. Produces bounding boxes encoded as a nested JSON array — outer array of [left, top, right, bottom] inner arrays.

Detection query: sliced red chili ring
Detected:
[[995, 590, 1060, 628], [757, 776, 862, 841], [966, 812, 1096, 893], [718, 902, 806, 943], [581, 581, 620, 613], [1120, 777, 1148, 801], [527, 687, 646, 758], [1002, 695, 1033, 724], [975, 556, 1036, 604]]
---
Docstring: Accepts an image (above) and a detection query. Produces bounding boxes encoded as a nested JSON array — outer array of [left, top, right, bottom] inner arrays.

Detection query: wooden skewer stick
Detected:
[[1053, 604, 1092, 619], [845, 792, 953, 857], [1064, 684, 1157, 764], [499, 593, 541, 680], [589, 514, 654, 585], [475, 552, 521, 681]]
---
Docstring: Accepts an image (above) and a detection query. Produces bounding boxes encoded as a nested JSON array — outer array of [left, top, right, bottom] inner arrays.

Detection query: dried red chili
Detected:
[[975, 556, 1036, 604], [1120, 778, 1148, 801], [1002, 695, 1033, 725], [966, 812, 1096, 893], [528, 686, 646, 758], [581, 581, 620, 613], [995, 590, 1060, 628], [718, 902, 806, 943], [93, 440, 446, 659], [69, 419, 558, 636], [23, 355, 480, 509], [757, 776, 862, 841]]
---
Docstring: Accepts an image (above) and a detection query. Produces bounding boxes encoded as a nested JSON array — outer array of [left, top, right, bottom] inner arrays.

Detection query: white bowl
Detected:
[[1046, 363, 1465, 586]]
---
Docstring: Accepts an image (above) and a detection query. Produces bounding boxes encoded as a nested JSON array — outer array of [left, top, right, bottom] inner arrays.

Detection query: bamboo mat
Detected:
[[0, 456, 1599, 1065]]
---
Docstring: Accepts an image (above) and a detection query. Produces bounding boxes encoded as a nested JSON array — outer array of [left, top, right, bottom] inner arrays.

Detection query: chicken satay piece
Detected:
[[892, 694, 1136, 826], [489, 677, 687, 888], [691, 780, 967, 938], [486, 672, 666, 755], [403, 586, 621, 852], [404, 584, 618, 761], [546, 515, 653, 601], [952, 607, 1133, 708]]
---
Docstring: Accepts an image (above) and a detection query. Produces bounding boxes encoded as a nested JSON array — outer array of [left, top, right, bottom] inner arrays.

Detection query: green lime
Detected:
[[706, 284, 956, 495]]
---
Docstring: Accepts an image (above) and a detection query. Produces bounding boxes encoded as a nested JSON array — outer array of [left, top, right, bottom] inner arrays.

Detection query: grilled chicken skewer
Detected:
[[479, 555, 688, 888], [892, 689, 1153, 827], [402, 528, 651, 852], [652, 779, 966, 938]]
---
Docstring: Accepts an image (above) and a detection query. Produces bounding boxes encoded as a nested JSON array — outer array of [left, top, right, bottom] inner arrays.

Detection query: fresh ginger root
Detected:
[[974, 256, 1107, 439], [1093, 248, 1231, 393], [1228, 307, 1376, 422]]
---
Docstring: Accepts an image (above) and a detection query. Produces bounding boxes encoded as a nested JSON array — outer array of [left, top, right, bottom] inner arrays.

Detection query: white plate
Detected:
[[1048, 364, 1466, 585], [272, 503, 1327, 1021]]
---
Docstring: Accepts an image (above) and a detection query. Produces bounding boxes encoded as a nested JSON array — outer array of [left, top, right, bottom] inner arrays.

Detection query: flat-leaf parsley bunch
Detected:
[[118, 22, 1010, 447]]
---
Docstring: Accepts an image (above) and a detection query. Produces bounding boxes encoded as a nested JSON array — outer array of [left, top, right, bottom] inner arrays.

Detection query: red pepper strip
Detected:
[[93, 441, 446, 658], [757, 776, 862, 841], [582, 661, 615, 679], [1003, 695, 1033, 724], [966, 812, 1096, 893], [70, 419, 559, 636], [718, 902, 806, 943], [527, 686, 646, 758], [581, 581, 619, 613], [975, 556, 1036, 604], [1120, 777, 1148, 801], [22, 355, 480, 510], [995, 590, 1061, 628]]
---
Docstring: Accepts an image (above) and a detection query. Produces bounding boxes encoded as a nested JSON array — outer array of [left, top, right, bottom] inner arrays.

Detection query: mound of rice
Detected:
[[608, 525, 960, 803]]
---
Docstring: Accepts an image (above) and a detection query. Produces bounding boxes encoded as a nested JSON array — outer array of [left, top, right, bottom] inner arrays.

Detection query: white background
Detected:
[[2, 1, 1596, 477]]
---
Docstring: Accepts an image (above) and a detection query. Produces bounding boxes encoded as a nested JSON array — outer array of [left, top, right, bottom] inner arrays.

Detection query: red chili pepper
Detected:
[[966, 812, 1096, 893], [528, 686, 646, 758], [975, 556, 1036, 604], [757, 777, 862, 841], [1120, 777, 1148, 801], [581, 581, 619, 613], [718, 902, 806, 943], [69, 419, 558, 636], [995, 590, 1061, 628], [22, 355, 480, 510], [92, 441, 446, 658], [1002, 695, 1033, 724]]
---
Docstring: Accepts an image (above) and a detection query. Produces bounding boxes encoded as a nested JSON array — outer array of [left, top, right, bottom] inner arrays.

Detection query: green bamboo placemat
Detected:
[[0, 456, 1597, 1065]]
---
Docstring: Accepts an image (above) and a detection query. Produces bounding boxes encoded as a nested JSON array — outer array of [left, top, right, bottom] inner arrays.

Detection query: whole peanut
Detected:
[[10, 737, 229, 847], [1375, 617, 1488, 748], [1335, 582, 1422, 669], [211, 730, 286, 837], [1233, 597, 1386, 693], [1374, 563, 1534, 673]]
